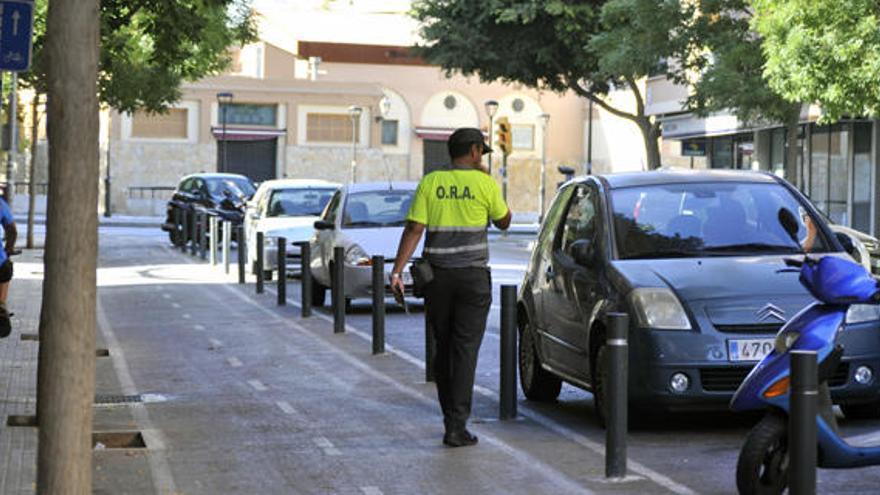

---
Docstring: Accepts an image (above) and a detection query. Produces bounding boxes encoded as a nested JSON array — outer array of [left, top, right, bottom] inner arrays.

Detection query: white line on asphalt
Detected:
[[227, 357, 243, 368], [217, 281, 593, 495], [276, 401, 298, 415], [313, 437, 342, 456], [171, 302, 181, 309], [260, 284, 693, 495], [361, 487, 384, 495], [182, 313, 191, 320], [193, 324, 206, 331], [209, 338, 223, 348], [97, 300, 177, 495], [248, 379, 268, 392], [162, 293, 171, 299]]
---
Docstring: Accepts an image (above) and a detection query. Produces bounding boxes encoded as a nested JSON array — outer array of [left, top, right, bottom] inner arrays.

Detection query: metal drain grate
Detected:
[[94, 394, 143, 405]]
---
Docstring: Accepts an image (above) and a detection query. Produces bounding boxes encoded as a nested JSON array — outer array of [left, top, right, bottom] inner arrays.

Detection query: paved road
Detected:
[[92, 225, 880, 494]]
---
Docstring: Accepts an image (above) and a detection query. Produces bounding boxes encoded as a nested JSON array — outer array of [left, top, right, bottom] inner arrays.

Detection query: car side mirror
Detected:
[[569, 239, 595, 266], [314, 219, 335, 231], [836, 232, 858, 259]]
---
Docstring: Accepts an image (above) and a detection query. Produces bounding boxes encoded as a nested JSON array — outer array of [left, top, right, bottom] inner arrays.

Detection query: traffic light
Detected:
[[496, 117, 512, 156]]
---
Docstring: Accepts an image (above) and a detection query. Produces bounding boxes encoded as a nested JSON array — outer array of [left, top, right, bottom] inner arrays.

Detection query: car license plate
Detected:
[[728, 339, 775, 362]]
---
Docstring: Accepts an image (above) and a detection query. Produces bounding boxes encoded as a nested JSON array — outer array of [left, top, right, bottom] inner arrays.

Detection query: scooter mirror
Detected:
[[778, 208, 800, 245]]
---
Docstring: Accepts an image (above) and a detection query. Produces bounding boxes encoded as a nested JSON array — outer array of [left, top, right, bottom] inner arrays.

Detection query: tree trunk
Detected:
[[37, 0, 100, 493], [27, 95, 39, 249], [637, 118, 662, 170], [784, 106, 802, 188]]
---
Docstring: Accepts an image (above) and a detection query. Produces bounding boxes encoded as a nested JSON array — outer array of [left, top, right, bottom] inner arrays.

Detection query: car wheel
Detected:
[[168, 230, 180, 246], [841, 401, 880, 420], [736, 411, 788, 495], [518, 317, 561, 402], [311, 277, 327, 307]]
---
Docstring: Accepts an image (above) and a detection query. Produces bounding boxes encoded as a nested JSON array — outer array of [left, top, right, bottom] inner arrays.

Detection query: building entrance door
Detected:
[[218, 138, 277, 183], [423, 139, 451, 175]]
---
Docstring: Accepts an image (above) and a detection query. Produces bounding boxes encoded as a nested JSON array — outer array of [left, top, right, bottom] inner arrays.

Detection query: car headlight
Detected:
[[344, 244, 371, 266], [846, 304, 880, 324], [774, 329, 800, 354], [629, 288, 691, 330]]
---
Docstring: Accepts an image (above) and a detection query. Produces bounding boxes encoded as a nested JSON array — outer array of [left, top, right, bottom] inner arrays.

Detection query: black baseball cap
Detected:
[[448, 127, 492, 155]]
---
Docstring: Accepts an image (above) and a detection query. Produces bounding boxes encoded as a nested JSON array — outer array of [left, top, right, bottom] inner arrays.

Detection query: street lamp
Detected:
[[484, 100, 499, 175], [380, 96, 392, 119], [348, 105, 363, 183], [217, 92, 234, 172], [538, 113, 550, 225]]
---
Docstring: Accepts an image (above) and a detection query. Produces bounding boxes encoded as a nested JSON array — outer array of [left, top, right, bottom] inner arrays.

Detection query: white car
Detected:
[[310, 181, 424, 306], [245, 179, 340, 275]]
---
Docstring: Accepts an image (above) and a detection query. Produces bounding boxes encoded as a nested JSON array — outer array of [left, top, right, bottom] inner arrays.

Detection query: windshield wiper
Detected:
[[703, 243, 800, 253]]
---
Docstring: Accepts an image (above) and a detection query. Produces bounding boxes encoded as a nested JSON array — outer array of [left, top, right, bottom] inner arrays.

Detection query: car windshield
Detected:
[[342, 189, 413, 228], [206, 177, 255, 199], [267, 188, 336, 217], [610, 182, 830, 259]]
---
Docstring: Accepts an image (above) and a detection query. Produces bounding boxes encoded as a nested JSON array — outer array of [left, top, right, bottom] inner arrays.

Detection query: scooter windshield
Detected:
[[801, 256, 880, 305]]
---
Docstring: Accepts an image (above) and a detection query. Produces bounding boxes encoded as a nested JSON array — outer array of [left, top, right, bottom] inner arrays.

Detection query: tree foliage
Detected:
[[412, 0, 690, 169], [23, 0, 256, 113], [752, 0, 880, 122]]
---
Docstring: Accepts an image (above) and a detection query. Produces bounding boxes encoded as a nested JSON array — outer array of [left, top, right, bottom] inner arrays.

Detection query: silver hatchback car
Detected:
[[309, 182, 424, 306]]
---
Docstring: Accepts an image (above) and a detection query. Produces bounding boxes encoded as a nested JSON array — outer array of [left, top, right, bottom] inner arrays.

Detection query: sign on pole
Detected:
[[0, 0, 33, 72]]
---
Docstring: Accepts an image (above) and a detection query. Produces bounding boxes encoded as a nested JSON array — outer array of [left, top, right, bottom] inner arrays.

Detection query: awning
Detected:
[[414, 127, 489, 141], [211, 127, 287, 141]]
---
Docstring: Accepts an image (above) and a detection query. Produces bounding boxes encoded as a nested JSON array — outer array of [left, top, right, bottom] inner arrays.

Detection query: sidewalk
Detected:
[[14, 214, 164, 229]]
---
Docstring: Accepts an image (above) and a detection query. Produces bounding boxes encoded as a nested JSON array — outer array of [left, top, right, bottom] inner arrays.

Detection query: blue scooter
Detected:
[[731, 208, 880, 494]]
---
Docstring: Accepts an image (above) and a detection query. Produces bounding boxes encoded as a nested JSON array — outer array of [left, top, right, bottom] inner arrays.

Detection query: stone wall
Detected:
[[285, 146, 410, 184]]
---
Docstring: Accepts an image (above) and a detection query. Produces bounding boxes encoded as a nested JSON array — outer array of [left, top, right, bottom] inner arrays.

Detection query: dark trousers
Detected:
[[425, 266, 491, 432]]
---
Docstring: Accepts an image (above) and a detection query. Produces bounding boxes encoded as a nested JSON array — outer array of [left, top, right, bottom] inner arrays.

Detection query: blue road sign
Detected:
[[0, 0, 32, 72]]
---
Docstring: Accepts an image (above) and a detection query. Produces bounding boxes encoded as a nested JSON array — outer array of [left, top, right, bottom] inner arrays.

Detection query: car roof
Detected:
[[344, 181, 417, 193], [258, 179, 341, 190], [182, 173, 251, 181], [586, 168, 781, 189]]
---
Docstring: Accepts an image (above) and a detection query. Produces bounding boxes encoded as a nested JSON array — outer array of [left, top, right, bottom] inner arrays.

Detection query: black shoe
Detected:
[[0, 306, 10, 338], [443, 429, 478, 447]]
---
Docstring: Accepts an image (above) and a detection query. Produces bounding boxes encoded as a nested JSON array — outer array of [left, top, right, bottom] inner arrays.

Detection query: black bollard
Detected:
[[425, 307, 435, 383], [199, 212, 208, 260], [237, 225, 246, 284], [371, 255, 385, 355], [332, 246, 345, 333], [500, 285, 518, 420], [173, 207, 182, 247], [790, 350, 818, 495], [180, 208, 189, 253], [256, 232, 265, 294], [190, 210, 198, 255], [277, 237, 287, 306], [297, 241, 312, 318], [605, 312, 629, 479]]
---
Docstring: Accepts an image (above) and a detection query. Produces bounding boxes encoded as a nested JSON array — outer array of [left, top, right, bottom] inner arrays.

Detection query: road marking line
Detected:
[[260, 282, 692, 495], [276, 401, 298, 415], [313, 436, 342, 456], [227, 357, 242, 368], [208, 338, 223, 348], [162, 293, 171, 299], [193, 324, 206, 331], [218, 282, 592, 495], [361, 487, 383, 495], [171, 302, 181, 309], [182, 313, 191, 320], [248, 379, 268, 392], [97, 299, 177, 495]]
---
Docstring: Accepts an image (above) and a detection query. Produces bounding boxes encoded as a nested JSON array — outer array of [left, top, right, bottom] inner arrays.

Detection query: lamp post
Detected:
[[538, 113, 550, 225], [348, 105, 363, 183], [217, 92, 234, 172], [484, 100, 499, 175]]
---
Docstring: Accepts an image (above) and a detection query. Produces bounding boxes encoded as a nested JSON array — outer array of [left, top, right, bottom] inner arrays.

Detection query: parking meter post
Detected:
[[606, 312, 629, 479], [790, 350, 818, 495], [190, 211, 198, 256], [209, 216, 217, 265], [371, 255, 385, 355], [277, 237, 287, 306], [425, 308, 436, 383], [332, 246, 345, 333], [256, 232, 265, 294], [222, 221, 231, 274], [500, 285, 518, 420], [237, 225, 246, 284], [297, 242, 312, 318], [199, 213, 208, 260]]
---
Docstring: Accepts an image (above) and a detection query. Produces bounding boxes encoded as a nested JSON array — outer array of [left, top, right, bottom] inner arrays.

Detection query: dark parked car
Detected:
[[518, 169, 880, 425], [161, 173, 256, 245]]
